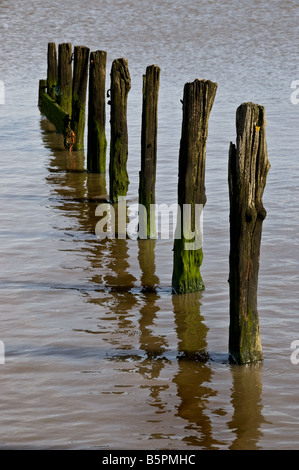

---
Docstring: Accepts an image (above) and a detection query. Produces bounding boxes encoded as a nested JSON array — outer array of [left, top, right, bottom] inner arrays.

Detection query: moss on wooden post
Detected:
[[47, 42, 58, 100], [87, 50, 107, 173], [38, 88, 70, 136], [228, 102, 270, 365], [71, 45, 90, 150], [138, 64, 160, 238], [109, 58, 131, 203], [172, 79, 217, 294], [57, 43, 72, 116]]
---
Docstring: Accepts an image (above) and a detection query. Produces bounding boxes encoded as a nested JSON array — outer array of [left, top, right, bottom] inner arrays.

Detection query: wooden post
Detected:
[[57, 43, 72, 116], [228, 102, 270, 365], [87, 50, 107, 173], [38, 89, 70, 136], [47, 42, 58, 100], [172, 79, 217, 294], [138, 64, 160, 238], [38, 79, 47, 107], [109, 58, 131, 203], [71, 45, 90, 150]]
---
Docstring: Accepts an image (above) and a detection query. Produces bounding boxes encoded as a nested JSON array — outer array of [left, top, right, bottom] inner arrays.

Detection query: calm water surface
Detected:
[[0, 0, 298, 450]]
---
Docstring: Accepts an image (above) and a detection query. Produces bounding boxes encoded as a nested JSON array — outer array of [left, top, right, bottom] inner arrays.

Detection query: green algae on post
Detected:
[[109, 58, 131, 203], [138, 64, 160, 238], [172, 79, 217, 294], [71, 45, 90, 150], [87, 50, 107, 173], [38, 84, 70, 137], [228, 102, 270, 365]]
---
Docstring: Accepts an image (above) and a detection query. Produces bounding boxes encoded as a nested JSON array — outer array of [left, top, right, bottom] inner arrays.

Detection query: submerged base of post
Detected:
[[172, 241, 204, 294]]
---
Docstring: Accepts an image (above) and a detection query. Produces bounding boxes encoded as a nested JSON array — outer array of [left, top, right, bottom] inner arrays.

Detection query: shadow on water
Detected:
[[39, 116, 267, 449]]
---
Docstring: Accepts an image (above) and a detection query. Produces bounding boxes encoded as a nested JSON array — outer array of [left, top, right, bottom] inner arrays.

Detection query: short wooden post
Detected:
[[228, 102, 270, 365], [57, 43, 73, 116], [87, 50, 107, 173], [38, 78, 70, 138], [172, 79, 217, 294], [71, 45, 90, 150], [109, 58, 131, 203], [47, 42, 58, 100], [38, 79, 47, 107], [138, 64, 160, 238]]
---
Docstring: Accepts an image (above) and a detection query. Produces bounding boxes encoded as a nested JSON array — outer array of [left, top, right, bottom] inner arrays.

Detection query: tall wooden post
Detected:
[[87, 50, 107, 173], [57, 43, 72, 116], [138, 64, 160, 238], [172, 79, 217, 294], [71, 45, 90, 150], [47, 42, 58, 100], [228, 102, 270, 364], [109, 58, 131, 203]]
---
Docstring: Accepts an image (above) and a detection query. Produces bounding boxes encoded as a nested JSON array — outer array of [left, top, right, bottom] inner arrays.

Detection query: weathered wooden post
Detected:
[[138, 64, 160, 238], [87, 50, 107, 173], [109, 58, 131, 203], [71, 45, 90, 150], [38, 78, 70, 138], [228, 102, 270, 365], [172, 79, 217, 294], [47, 42, 58, 100], [38, 79, 47, 107], [57, 43, 72, 116]]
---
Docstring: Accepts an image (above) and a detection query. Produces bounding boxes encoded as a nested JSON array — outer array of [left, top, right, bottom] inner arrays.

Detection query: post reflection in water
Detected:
[[41, 119, 172, 429], [135, 239, 172, 426], [172, 292, 222, 449], [228, 362, 266, 450], [137, 239, 166, 362], [92, 237, 138, 348], [91, 203, 139, 348], [40, 117, 267, 449], [137, 238, 168, 413], [41, 116, 108, 240], [41, 116, 138, 349]]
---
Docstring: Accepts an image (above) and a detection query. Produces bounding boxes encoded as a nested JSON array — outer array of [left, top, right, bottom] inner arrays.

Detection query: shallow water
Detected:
[[0, 0, 298, 450]]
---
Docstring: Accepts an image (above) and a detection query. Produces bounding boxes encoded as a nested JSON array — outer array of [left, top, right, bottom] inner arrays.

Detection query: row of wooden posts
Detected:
[[38, 42, 270, 365]]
